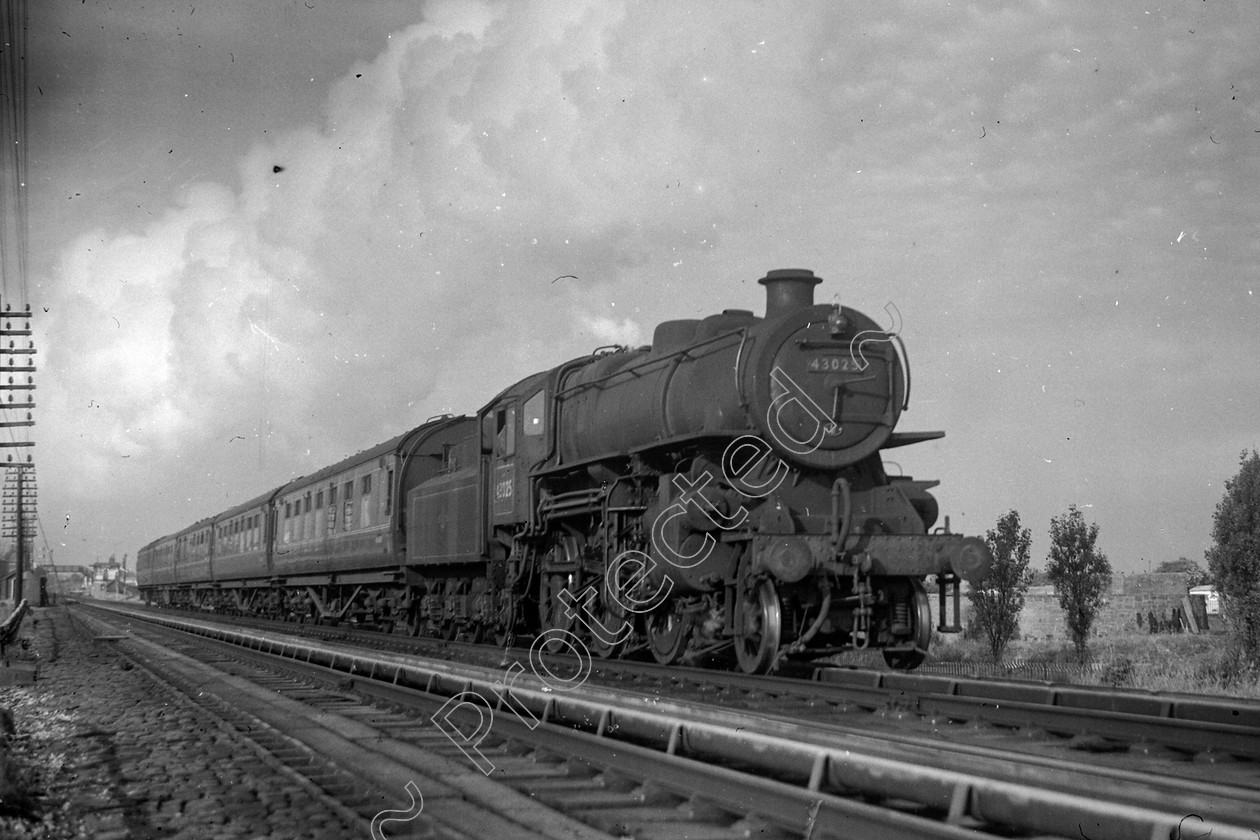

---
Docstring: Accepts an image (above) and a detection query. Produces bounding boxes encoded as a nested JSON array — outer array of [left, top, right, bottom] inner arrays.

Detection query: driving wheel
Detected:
[[537, 571, 577, 653], [646, 599, 691, 665], [734, 578, 782, 674]]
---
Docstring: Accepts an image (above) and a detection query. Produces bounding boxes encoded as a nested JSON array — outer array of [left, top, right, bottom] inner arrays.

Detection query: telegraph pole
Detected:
[[0, 307, 35, 603], [13, 465, 24, 599], [2, 459, 36, 602], [1, 0, 34, 604]]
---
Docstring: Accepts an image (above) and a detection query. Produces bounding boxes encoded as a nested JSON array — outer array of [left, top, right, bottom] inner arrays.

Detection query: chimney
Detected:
[[758, 269, 821, 318]]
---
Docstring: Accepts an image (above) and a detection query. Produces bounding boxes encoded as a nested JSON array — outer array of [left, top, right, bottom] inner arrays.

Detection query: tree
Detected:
[[1154, 557, 1211, 589], [1205, 450, 1260, 667], [1046, 505, 1112, 661], [968, 510, 1033, 661]]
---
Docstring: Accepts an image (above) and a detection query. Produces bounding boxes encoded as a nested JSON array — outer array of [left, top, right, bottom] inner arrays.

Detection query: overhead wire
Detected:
[[1, 0, 29, 303]]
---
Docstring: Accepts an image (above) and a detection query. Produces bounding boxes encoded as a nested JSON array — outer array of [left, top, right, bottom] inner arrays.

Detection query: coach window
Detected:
[[385, 469, 394, 516], [495, 405, 516, 456], [343, 481, 354, 530], [523, 390, 545, 436]]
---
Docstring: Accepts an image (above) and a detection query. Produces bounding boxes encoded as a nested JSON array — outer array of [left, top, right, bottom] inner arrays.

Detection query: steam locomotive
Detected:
[[138, 269, 991, 672]]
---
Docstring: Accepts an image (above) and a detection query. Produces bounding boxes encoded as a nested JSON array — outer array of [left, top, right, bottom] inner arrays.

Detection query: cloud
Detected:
[[578, 313, 645, 348], [32, 0, 1260, 573]]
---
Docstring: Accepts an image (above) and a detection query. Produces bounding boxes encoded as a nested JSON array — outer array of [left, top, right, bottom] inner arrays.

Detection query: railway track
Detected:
[[116, 603, 1260, 713], [112, 601, 1260, 765], [76, 601, 1260, 839]]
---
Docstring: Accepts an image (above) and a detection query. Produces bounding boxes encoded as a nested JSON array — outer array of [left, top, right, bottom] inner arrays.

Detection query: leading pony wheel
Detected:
[[882, 579, 931, 670]]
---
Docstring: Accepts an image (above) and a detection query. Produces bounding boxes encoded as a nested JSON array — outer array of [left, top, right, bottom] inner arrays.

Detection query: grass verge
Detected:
[[928, 631, 1260, 699]]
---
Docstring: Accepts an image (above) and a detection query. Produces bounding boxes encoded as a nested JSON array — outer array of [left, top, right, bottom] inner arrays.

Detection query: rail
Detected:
[[80, 601, 1260, 840], [0, 598, 29, 653]]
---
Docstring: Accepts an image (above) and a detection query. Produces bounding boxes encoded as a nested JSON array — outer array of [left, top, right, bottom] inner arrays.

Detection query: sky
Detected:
[[12, 0, 1260, 576]]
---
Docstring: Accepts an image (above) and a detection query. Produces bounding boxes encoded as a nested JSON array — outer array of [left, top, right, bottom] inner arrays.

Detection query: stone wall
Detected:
[[960, 573, 1193, 642]]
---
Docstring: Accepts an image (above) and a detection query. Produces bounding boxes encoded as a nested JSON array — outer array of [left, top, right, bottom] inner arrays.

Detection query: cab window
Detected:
[[495, 405, 516, 456], [523, 389, 545, 437]]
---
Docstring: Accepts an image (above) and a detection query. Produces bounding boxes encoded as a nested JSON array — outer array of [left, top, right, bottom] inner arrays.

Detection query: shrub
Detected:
[[1206, 450, 1260, 668]]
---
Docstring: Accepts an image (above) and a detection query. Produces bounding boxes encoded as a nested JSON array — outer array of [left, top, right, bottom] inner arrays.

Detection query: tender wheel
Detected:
[[882, 579, 932, 670], [734, 579, 782, 674], [646, 600, 691, 665]]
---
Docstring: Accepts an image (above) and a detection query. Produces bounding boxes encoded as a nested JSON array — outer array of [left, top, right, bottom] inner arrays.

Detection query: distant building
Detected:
[[88, 560, 138, 600], [1189, 584, 1220, 615], [42, 564, 92, 591], [92, 561, 121, 583], [1188, 584, 1225, 632]]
